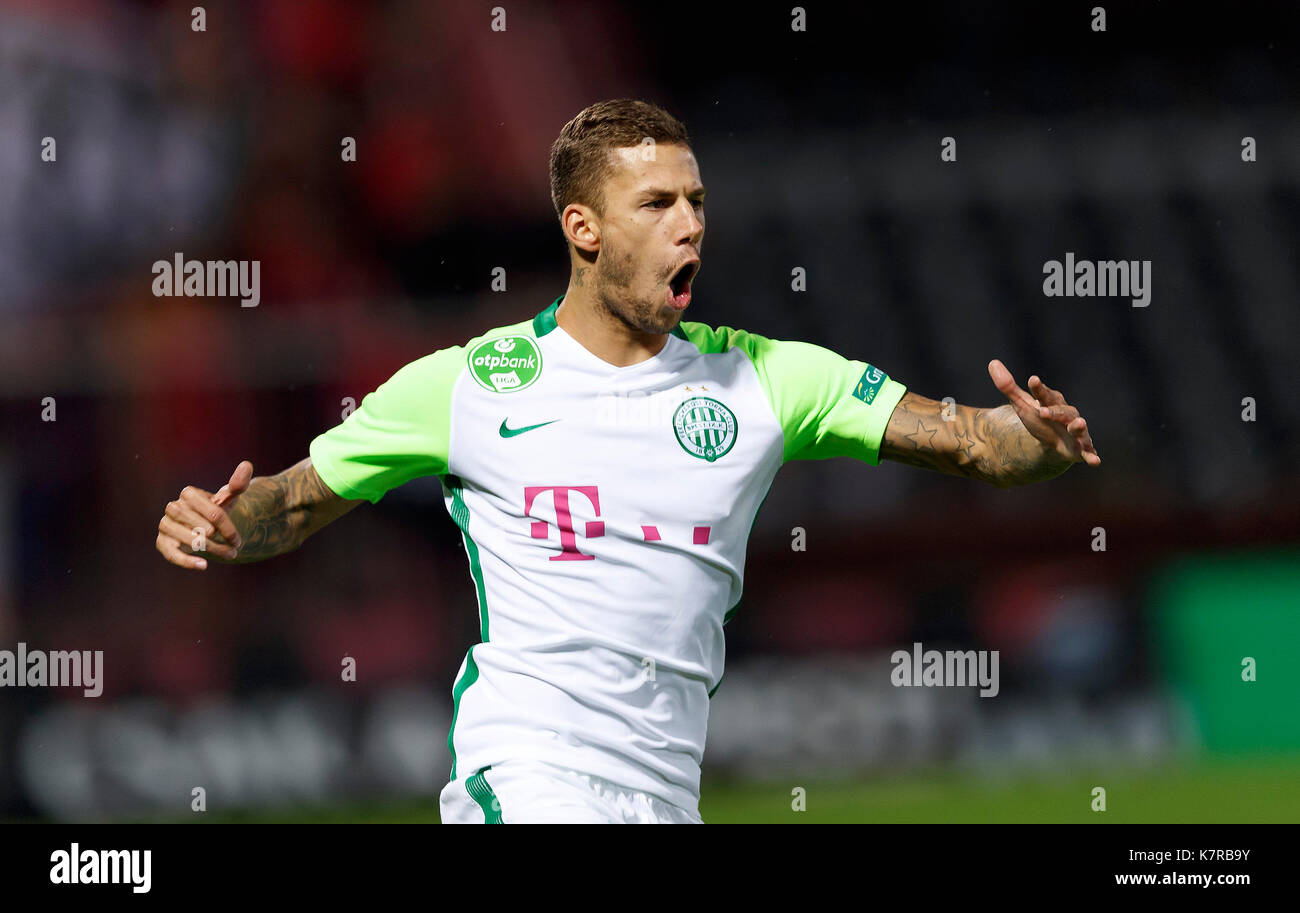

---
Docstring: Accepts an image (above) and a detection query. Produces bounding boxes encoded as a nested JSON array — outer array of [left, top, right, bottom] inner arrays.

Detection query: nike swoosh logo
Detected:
[[499, 418, 559, 438]]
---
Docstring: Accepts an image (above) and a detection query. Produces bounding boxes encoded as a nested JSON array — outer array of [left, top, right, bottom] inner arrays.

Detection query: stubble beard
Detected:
[[593, 241, 680, 336]]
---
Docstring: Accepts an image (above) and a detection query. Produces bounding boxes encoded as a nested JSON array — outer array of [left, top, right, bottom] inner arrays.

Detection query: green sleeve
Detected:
[[677, 323, 907, 465], [309, 346, 465, 504]]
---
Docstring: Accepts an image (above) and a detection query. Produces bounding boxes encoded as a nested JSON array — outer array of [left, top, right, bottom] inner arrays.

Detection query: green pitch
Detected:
[[117, 756, 1300, 823]]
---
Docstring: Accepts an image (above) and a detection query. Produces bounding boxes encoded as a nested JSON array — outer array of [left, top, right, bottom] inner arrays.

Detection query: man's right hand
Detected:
[[156, 461, 254, 570]]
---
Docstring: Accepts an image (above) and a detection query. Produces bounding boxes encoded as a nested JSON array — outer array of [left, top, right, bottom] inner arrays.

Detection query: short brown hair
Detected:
[[549, 99, 691, 226]]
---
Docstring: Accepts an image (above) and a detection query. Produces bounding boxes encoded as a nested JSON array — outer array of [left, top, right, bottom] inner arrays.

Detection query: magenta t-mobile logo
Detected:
[[524, 484, 713, 560], [524, 485, 605, 561]]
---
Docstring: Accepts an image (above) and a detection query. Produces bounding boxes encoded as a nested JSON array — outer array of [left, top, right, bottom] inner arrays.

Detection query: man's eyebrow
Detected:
[[638, 186, 708, 198]]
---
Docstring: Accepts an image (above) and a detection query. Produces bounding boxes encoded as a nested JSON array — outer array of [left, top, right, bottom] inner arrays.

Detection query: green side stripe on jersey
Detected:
[[708, 674, 724, 699], [446, 473, 489, 783], [447, 645, 480, 779], [465, 767, 503, 823], [534, 294, 688, 339], [448, 475, 489, 642]]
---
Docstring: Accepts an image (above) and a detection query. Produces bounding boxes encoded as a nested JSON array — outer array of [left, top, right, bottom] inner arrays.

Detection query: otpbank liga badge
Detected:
[[468, 335, 543, 393], [673, 396, 738, 462]]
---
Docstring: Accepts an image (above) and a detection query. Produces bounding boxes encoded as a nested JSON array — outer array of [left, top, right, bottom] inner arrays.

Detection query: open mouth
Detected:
[[668, 261, 699, 309]]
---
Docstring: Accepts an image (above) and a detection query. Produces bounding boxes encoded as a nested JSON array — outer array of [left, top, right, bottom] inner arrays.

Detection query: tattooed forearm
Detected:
[[880, 393, 986, 481], [880, 393, 1059, 487], [210, 459, 350, 562]]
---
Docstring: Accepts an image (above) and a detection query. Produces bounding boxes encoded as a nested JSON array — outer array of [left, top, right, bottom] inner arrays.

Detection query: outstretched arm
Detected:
[[879, 360, 1100, 488], [156, 458, 363, 569]]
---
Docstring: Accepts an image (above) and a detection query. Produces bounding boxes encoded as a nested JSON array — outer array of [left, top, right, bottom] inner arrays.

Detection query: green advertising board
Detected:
[[1149, 547, 1300, 753]]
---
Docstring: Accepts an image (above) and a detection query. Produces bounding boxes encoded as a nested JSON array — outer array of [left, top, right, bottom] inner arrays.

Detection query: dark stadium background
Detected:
[[1, 0, 1297, 822]]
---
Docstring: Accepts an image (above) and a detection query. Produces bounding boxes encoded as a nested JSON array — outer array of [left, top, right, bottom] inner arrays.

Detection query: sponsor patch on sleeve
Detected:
[[852, 364, 887, 404]]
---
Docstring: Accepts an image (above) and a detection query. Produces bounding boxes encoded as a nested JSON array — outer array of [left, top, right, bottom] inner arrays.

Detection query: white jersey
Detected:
[[309, 295, 907, 813]]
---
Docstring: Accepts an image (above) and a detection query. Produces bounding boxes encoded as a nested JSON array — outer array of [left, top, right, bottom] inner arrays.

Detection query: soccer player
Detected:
[[155, 99, 1099, 823]]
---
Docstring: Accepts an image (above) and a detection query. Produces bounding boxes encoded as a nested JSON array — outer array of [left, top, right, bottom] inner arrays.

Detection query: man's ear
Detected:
[[563, 203, 601, 255]]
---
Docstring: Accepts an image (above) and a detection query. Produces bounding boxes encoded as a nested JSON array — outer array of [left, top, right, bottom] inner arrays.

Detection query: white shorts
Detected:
[[439, 759, 703, 824]]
